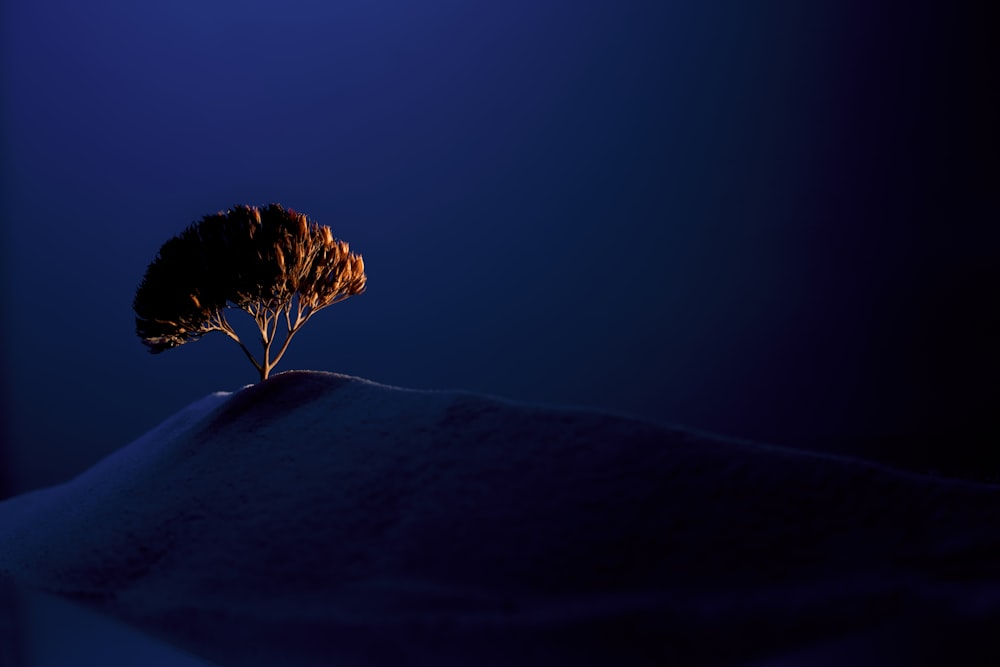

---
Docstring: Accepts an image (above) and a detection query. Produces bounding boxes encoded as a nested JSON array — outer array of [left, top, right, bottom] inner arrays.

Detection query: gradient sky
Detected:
[[1, 0, 996, 494]]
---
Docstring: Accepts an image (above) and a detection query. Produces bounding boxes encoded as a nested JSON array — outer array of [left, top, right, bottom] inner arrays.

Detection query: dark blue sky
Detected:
[[1, 0, 996, 493]]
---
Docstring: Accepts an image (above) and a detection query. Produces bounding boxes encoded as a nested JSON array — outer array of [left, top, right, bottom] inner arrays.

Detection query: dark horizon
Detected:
[[2, 0, 998, 494]]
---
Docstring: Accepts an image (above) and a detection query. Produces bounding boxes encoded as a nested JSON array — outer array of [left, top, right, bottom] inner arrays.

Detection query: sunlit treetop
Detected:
[[134, 203, 367, 380]]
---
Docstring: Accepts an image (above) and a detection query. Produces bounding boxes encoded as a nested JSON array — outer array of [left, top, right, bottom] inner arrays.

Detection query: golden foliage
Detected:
[[134, 204, 367, 380]]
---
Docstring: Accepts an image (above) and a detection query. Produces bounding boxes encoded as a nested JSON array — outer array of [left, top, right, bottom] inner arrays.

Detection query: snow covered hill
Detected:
[[1, 371, 998, 666]]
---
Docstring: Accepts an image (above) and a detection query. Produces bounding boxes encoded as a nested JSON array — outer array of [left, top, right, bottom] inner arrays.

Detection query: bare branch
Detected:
[[218, 312, 263, 374]]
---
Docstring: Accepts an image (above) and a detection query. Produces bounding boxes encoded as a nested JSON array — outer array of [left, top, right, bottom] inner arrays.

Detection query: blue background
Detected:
[[2, 0, 997, 496]]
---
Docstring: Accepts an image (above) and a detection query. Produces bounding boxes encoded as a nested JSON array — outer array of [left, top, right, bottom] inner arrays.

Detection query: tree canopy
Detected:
[[134, 204, 367, 380]]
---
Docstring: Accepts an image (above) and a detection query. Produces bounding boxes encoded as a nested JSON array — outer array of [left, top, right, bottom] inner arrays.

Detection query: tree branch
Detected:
[[269, 308, 280, 346], [217, 311, 263, 374], [267, 323, 302, 373]]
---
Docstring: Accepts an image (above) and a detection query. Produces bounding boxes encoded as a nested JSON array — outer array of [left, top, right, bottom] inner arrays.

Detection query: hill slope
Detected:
[[1, 371, 998, 665]]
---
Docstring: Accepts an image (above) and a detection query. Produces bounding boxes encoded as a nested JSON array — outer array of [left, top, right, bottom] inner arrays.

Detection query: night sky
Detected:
[[1, 0, 997, 495]]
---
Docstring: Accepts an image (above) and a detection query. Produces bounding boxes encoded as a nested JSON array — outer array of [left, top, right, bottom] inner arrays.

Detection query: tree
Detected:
[[134, 204, 367, 381]]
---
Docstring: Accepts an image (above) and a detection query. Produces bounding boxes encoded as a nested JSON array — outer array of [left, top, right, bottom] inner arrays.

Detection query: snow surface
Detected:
[[1, 371, 999, 666], [3, 584, 212, 667]]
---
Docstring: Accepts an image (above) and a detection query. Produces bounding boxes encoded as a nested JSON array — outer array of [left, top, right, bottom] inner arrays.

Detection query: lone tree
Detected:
[[134, 204, 367, 381]]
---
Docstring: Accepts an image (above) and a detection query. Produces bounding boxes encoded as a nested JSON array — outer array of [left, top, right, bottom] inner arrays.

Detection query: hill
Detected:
[[1, 371, 998, 665]]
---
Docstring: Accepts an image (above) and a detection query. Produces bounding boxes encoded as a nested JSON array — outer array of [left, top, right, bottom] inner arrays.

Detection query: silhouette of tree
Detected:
[[134, 204, 367, 380]]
